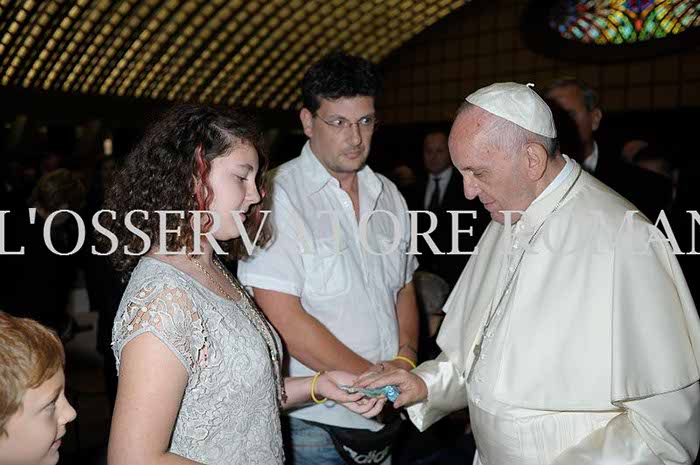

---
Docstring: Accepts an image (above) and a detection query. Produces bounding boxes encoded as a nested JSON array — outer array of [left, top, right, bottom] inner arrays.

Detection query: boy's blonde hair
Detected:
[[0, 312, 65, 436]]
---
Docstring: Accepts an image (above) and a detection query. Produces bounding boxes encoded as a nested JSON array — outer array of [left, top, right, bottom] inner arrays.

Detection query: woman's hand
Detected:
[[314, 371, 387, 418]]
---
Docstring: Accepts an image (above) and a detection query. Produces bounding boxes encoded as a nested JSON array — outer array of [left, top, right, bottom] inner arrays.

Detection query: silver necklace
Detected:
[[466, 167, 583, 384], [190, 256, 288, 404]]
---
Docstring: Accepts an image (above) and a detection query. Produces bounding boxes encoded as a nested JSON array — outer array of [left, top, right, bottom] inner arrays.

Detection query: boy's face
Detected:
[[0, 370, 76, 465]]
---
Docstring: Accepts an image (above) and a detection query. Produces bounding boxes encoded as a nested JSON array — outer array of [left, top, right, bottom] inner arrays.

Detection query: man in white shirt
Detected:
[[238, 52, 419, 465], [358, 82, 700, 465]]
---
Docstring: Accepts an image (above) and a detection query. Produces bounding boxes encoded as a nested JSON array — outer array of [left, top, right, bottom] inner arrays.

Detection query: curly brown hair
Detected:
[[101, 105, 270, 275]]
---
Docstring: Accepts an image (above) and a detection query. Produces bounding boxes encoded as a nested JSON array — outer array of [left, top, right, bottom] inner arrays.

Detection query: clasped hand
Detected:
[[316, 362, 428, 418], [314, 370, 385, 418], [354, 362, 429, 410]]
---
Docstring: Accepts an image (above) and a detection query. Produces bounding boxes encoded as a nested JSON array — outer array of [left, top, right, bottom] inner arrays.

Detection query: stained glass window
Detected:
[[549, 0, 700, 44]]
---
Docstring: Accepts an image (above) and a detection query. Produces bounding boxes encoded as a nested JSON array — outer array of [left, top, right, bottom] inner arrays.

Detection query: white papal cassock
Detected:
[[407, 157, 700, 465]]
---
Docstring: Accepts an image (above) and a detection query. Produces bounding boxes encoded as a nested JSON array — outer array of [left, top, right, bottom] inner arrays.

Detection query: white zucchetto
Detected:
[[465, 82, 557, 138]]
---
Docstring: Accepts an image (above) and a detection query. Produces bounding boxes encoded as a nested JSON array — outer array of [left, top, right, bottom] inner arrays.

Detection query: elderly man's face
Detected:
[[448, 108, 533, 224], [423, 132, 451, 175], [545, 84, 599, 150]]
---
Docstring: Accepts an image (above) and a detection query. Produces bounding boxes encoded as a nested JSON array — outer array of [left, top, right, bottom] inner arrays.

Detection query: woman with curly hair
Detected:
[[104, 105, 382, 465]]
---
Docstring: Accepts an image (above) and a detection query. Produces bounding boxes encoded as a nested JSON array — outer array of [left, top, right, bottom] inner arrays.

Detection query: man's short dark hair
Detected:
[[301, 51, 381, 113], [544, 77, 600, 112]]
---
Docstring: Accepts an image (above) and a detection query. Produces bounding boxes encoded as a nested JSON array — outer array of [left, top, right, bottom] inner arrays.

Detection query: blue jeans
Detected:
[[284, 417, 391, 465]]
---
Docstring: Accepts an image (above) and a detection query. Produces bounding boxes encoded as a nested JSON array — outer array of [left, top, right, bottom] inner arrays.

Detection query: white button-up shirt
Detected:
[[238, 141, 418, 429]]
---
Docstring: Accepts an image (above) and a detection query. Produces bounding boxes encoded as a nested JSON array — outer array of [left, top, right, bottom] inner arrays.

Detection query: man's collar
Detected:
[[532, 154, 574, 205], [428, 166, 453, 181], [582, 141, 599, 173], [299, 140, 382, 199], [299, 141, 334, 196], [516, 156, 580, 232]]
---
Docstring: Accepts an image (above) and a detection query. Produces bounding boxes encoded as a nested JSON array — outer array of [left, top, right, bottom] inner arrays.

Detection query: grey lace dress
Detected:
[[112, 257, 284, 464]]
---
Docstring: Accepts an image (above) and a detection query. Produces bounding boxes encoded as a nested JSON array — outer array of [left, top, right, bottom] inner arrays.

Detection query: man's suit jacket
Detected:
[[592, 150, 673, 222], [409, 170, 490, 288]]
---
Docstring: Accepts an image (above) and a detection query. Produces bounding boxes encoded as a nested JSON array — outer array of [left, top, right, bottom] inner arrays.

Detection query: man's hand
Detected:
[[356, 363, 428, 409], [315, 371, 386, 418]]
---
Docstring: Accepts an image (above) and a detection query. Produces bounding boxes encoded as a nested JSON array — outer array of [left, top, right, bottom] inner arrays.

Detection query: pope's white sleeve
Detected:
[[406, 351, 469, 432], [551, 382, 700, 465]]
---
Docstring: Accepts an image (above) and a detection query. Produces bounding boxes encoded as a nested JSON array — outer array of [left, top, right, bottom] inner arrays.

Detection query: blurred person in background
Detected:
[[1, 168, 86, 337], [545, 78, 672, 221]]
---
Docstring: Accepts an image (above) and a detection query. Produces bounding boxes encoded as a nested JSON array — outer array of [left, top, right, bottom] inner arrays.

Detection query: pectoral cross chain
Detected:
[[465, 168, 583, 387], [466, 331, 486, 383]]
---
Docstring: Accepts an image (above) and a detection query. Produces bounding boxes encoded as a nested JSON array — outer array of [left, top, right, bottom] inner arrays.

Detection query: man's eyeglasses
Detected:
[[314, 114, 378, 132]]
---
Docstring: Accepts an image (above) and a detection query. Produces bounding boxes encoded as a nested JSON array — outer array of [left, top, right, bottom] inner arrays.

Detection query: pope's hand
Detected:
[[315, 371, 387, 418], [356, 363, 428, 409]]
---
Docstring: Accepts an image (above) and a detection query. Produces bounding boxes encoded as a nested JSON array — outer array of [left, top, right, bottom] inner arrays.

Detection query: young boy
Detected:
[[0, 311, 77, 465]]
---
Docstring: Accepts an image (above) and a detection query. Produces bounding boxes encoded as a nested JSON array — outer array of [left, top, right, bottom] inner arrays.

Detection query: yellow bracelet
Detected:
[[311, 371, 327, 404], [393, 355, 417, 369]]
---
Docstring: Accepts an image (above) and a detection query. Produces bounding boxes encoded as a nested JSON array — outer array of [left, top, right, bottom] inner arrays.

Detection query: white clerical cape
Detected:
[[407, 160, 700, 462]]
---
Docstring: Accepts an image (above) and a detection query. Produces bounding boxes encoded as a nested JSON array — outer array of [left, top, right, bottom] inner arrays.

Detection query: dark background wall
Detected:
[[379, 0, 700, 123], [2, 0, 698, 175], [370, 0, 700, 175]]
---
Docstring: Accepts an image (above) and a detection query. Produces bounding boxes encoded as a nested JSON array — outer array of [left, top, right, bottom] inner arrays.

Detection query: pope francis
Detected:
[[358, 82, 700, 465]]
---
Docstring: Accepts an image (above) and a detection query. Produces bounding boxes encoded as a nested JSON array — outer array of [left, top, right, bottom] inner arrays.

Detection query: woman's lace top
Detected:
[[112, 257, 284, 464]]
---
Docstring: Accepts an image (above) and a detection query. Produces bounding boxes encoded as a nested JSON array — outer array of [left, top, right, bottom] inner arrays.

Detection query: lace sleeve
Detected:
[[112, 282, 208, 377]]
